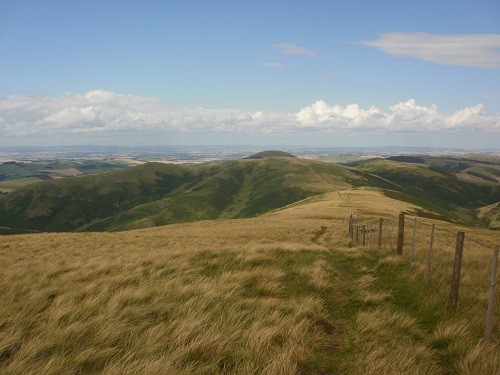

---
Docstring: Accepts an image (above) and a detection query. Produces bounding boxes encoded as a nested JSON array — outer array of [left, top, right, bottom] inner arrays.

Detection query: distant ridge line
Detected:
[[244, 150, 297, 159]]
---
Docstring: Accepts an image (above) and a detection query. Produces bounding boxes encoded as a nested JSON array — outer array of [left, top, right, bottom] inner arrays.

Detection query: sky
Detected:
[[1, 0, 499, 149]]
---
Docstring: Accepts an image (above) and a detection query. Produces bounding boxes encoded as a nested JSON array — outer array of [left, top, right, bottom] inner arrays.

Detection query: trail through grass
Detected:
[[1, 189, 499, 374]]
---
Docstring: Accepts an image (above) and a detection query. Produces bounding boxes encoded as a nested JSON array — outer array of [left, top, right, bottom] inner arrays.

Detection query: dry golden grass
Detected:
[[345, 191, 500, 374], [1, 188, 499, 374], [1, 191, 352, 374]]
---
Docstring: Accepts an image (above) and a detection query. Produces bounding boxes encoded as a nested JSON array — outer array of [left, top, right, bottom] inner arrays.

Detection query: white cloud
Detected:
[[295, 99, 500, 133], [1, 91, 499, 144], [272, 43, 316, 56], [361, 33, 500, 69], [0, 90, 293, 139], [295, 100, 387, 131]]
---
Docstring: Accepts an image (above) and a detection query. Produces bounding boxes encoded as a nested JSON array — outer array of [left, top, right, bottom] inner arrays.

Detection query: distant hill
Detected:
[[0, 159, 131, 195], [0, 157, 356, 232], [244, 150, 297, 159], [0, 154, 499, 233], [386, 156, 426, 164], [351, 158, 500, 225]]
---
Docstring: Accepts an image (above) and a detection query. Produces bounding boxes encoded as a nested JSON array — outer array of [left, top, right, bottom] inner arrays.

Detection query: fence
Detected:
[[348, 212, 499, 341]]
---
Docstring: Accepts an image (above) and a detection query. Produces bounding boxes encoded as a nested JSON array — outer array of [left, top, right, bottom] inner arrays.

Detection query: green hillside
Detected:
[[2, 189, 499, 374], [1, 155, 499, 233], [350, 159, 500, 225], [0, 162, 205, 232], [0, 159, 131, 183], [244, 150, 297, 159], [477, 202, 500, 230], [0, 157, 357, 232]]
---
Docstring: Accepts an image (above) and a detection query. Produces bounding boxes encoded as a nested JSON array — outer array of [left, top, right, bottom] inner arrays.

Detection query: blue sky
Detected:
[[1, 0, 499, 148]]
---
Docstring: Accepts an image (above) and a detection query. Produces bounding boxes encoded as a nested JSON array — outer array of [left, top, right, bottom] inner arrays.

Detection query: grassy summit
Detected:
[[1, 189, 499, 374], [244, 150, 297, 159]]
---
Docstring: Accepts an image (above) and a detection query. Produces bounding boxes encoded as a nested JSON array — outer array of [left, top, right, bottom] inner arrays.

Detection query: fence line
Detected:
[[347, 211, 499, 341]]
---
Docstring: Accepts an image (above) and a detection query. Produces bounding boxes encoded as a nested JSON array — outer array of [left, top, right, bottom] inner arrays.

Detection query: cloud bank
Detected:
[[1, 90, 499, 144], [361, 33, 500, 69]]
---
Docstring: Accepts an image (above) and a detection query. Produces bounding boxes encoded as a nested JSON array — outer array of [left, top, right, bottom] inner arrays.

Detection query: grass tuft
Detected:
[[1, 188, 499, 373]]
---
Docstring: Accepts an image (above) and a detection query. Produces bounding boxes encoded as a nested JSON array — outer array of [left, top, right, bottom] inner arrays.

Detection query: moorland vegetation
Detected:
[[1, 153, 499, 374], [1, 189, 499, 374], [0, 153, 499, 233]]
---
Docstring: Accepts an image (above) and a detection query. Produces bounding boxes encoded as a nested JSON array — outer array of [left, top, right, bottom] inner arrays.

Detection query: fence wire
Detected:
[[347, 212, 500, 340]]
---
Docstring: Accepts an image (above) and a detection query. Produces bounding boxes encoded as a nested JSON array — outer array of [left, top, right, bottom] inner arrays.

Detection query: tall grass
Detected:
[[346, 197, 500, 374], [1, 188, 499, 374], [0, 191, 353, 374]]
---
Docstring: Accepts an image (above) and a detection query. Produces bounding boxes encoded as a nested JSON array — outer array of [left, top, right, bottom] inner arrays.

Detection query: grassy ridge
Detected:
[[477, 202, 500, 230], [0, 158, 357, 232], [1, 155, 499, 233], [0, 193, 347, 374], [0, 160, 131, 181], [82, 158, 355, 231], [352, 159, 500, 226], [1, 190, 498, 374], [0, 162, 203, 231]]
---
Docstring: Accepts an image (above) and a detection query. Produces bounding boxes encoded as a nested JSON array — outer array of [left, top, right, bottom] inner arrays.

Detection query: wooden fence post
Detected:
[[448, 232, 465, 310], [362, 225, 366, 246], [485, 245, 499, 340], [411, 218, 417, 268], [384, 219, 388, 249], [349, 215, 353, 237], [350, 215, 355, 238], [378, 218, 383, 249], [391, 218, 394, 250], [397, 213, 405, 256], [425, 224, 435, 285], [355, 226, 359, 244]]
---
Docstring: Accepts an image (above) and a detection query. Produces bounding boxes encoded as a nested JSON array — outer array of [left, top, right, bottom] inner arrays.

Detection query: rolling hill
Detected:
[[1, 153, 499, 373], [243, 150, 297, 159], [2, 189, 499, 374], [0, 156, 357, 232], [477, 202, 500, 230], [0, 153, 499, 233], [351, 158, 500, 226], [0, 159, 132, 194]]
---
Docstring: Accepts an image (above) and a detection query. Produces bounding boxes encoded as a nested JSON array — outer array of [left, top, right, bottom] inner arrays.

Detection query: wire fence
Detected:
[[347, 211, 500, 341]]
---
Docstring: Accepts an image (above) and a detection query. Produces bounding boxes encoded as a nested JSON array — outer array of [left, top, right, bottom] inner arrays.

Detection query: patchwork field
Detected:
[[1, 189, 499, 374]]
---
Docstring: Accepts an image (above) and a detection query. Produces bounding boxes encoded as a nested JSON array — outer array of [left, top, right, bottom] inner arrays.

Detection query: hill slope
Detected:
[[1, 154, 499, 232], [0, 157, 357, 232], [477, 202, 500, 230], [350, 159, 500, 226], [0, 162, 204, 231], [2, 189, 499, 374], [244, 150, 297, 159]]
